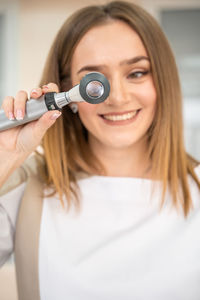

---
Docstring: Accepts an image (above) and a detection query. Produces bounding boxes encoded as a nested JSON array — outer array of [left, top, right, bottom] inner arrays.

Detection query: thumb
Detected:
[[33, 110, 62, 139]]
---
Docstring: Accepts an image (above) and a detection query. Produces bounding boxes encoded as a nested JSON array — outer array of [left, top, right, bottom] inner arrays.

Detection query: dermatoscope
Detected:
[[0, 72, 110, 131]]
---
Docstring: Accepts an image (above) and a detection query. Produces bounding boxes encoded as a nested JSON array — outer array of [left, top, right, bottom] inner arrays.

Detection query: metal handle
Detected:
[[0, 96, 48, 131]]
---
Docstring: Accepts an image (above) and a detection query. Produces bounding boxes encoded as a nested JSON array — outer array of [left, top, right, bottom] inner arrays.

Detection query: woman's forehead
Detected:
[[71, 20, 148, 71]]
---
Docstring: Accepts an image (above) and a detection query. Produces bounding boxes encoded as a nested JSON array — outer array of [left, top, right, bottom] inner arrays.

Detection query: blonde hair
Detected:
[[38, 1, 200, 216]]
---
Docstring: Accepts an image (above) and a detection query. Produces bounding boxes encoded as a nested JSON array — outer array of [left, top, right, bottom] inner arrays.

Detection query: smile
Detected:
[[101, 110, 140, 121]]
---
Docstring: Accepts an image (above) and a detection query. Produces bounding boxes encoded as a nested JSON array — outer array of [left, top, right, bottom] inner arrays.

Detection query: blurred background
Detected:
[[0, 0, 200, 299]]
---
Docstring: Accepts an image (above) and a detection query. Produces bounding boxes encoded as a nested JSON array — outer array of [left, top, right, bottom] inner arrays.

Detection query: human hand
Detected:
[[0, 83, 61, 156]]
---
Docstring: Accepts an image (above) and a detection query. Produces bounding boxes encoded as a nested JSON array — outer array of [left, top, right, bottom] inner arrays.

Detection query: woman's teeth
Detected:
[[102, 110, 138, 121]]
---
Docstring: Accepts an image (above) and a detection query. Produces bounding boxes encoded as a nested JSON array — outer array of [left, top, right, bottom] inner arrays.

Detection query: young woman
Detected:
[[0, 1, 200, 299]]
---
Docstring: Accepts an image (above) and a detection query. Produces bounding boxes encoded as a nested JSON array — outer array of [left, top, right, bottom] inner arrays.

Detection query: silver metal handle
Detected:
[[0, 96, 48, 131]]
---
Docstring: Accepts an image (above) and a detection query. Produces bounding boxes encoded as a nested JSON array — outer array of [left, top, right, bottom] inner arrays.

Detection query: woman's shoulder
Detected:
[[0, 153, 44, 196]]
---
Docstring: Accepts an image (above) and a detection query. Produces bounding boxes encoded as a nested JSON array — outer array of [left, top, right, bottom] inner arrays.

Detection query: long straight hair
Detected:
[[38, 1, 200, 216]]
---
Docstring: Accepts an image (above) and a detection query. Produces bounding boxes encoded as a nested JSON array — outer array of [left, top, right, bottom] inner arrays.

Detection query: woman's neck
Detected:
[[89, 136, 152, 178]]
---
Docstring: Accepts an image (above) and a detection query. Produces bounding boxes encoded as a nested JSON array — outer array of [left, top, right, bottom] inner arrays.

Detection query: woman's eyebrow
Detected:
[[77, 56, 150, 74], [77, 65, 105, 75], [120, 55, 150, 65]]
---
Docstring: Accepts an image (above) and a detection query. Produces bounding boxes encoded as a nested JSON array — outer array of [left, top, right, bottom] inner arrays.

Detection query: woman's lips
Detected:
[[99, 109, 141, 125]]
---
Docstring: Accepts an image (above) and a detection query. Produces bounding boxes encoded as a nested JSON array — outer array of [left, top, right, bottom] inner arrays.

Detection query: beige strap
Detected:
[[14, 175, 43, 300]]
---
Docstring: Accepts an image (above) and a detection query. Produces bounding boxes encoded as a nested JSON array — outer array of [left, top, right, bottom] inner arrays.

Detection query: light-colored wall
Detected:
[[18, 0, 97, 91], [0, 263, 18, 300]]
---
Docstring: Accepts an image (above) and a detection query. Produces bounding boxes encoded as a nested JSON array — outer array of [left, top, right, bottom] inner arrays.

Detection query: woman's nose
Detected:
[[105, 76, 129, 106]]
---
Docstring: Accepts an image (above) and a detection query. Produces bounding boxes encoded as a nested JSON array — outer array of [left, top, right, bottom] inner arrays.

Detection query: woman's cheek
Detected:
[[77, 102, 98, 126]]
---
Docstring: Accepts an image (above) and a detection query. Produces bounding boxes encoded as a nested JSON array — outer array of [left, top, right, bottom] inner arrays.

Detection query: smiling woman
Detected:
[[39, 0, 200, 215], [0, 1, 200, 300]]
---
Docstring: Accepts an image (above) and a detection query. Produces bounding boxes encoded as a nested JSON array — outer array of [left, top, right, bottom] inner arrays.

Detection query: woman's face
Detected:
[[70, 20, 157, 151]]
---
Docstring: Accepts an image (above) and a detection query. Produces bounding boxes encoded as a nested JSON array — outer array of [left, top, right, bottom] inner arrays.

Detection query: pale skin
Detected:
[[0, 20, 156, 186], [71, 20, 157, 178]]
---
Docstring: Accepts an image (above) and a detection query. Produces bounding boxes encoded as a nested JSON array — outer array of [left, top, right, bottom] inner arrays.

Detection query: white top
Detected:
[[1, 166, 200, 299]]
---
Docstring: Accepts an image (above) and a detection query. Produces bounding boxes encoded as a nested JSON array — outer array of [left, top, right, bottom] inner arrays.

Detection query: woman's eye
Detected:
[[128, 71, 149, 79]]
